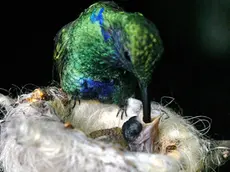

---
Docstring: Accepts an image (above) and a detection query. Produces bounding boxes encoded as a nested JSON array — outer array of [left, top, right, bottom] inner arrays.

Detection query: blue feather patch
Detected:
[[90, 8, 111, 41], [101, 28, 111, 41], [78, 78, 114, 100], [90, 8, 104, 24]]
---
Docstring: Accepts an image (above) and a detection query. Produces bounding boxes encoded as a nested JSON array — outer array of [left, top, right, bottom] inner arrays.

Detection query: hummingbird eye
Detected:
[[124, 51, 131, 62]]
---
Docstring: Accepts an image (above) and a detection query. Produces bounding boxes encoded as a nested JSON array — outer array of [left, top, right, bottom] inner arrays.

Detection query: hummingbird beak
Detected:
[[139, 83, 151, 123]]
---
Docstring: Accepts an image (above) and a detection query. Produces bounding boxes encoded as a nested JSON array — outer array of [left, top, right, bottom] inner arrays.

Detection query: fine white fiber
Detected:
[[70, 97, 142, 134], [0, 94, 180, 172], [0, 87, 229, 172]]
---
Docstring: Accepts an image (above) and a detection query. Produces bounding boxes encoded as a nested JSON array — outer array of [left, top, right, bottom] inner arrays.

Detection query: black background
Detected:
[[1, 0, 230, 170]]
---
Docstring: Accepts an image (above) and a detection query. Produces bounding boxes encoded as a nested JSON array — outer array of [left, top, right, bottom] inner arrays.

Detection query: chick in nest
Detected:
[[122, 115, 162, 153]]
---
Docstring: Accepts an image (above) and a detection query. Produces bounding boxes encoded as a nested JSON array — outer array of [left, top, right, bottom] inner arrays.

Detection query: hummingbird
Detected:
[[53, 1, 163, 123], [122, 115, 162, 152]]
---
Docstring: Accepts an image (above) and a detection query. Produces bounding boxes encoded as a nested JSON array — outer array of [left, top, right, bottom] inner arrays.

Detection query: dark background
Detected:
[[1, 0, 230, 170]]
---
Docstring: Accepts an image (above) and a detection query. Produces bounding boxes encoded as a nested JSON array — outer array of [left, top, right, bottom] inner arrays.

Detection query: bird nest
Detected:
[[0, 87, 229, 172]]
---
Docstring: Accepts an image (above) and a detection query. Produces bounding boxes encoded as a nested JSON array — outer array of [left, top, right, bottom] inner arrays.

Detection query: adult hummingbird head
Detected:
[[120, 13, 164, 123]]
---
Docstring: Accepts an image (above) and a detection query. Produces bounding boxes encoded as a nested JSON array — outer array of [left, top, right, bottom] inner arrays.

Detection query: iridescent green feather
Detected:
[[53, 1, 163, 110]]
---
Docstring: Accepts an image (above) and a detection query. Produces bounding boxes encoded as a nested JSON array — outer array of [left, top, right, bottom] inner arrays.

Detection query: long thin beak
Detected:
[[139, 83, 151, 123]]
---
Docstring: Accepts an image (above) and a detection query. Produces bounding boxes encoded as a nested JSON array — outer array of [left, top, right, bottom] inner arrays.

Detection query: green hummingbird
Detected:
[[53, 1, 163, 123]]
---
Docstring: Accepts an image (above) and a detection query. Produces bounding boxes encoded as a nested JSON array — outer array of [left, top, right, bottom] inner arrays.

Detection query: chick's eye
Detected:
[[124, 51, 131, 61]]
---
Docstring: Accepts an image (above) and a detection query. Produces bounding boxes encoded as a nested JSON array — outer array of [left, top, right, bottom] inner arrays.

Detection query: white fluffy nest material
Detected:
[[0, 87, 229, 172]]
